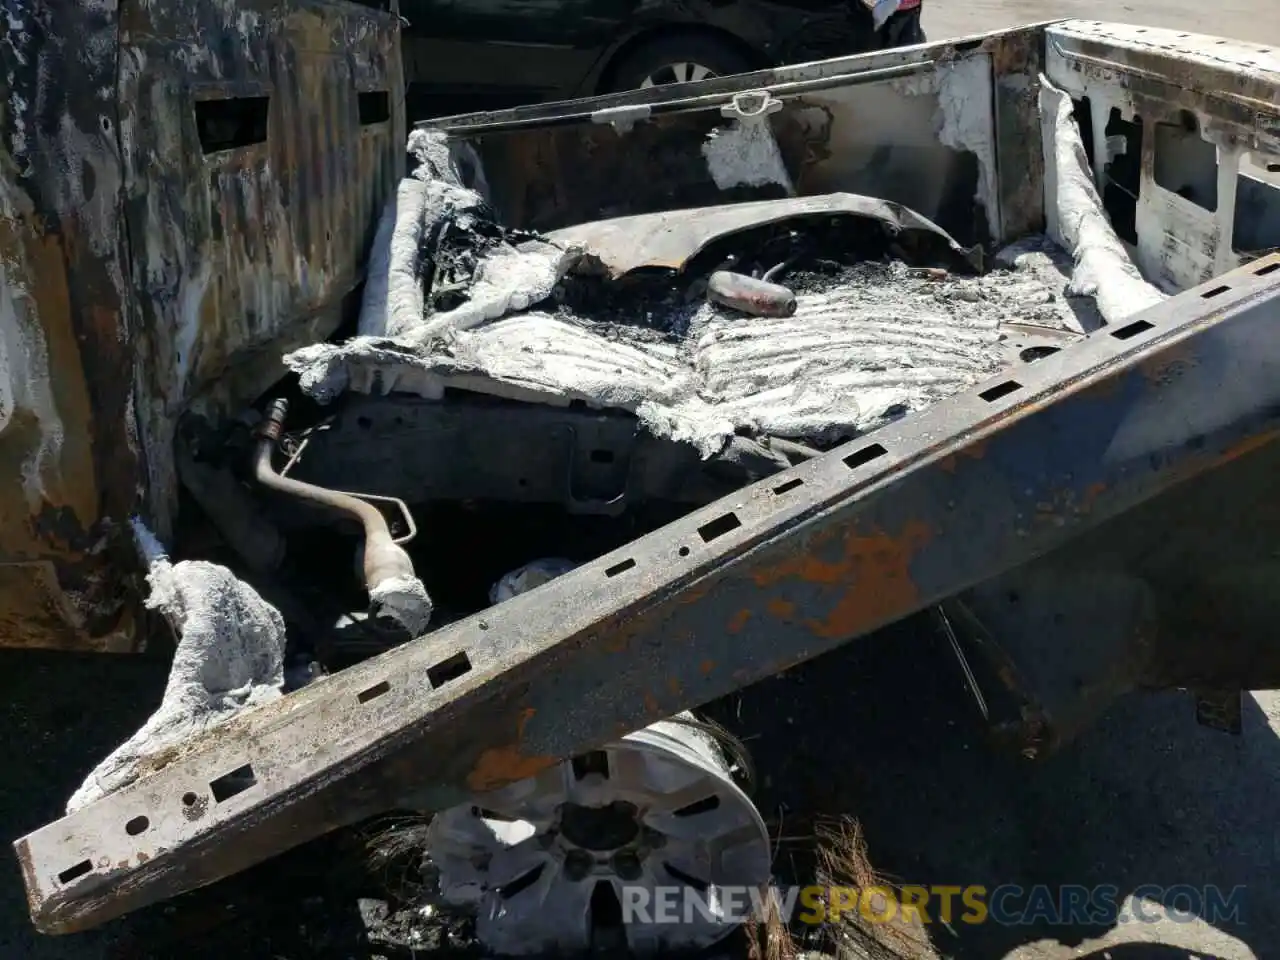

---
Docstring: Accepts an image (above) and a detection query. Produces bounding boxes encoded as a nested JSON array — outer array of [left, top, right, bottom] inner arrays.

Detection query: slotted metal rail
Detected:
[[17, 255, 1280, 935]]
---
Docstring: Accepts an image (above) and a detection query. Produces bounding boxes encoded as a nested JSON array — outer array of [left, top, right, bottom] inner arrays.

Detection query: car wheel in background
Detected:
[[879, 10, 926, 48], [604, 34, 754, 92]]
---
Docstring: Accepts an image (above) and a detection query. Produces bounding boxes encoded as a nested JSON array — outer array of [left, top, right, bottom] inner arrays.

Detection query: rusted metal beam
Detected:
[[16, 254, 1280, 935]]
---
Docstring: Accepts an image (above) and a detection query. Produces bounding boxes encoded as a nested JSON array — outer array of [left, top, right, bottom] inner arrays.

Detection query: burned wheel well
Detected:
[[595, 24, 768, 94]]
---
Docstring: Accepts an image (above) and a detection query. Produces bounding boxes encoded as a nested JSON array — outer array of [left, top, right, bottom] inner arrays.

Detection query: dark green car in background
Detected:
[[402, 0, 926, 118]]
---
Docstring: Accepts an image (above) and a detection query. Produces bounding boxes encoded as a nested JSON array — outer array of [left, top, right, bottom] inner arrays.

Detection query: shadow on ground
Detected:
[[706, 617, 1276, 960], [3, 616, 1276, 959]]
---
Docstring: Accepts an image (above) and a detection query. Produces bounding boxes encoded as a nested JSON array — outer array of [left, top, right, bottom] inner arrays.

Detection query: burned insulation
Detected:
[[285, 132, 1098, 458]]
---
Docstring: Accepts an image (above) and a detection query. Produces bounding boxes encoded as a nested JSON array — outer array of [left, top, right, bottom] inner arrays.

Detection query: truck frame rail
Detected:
[[16, 254, 1280, 934]]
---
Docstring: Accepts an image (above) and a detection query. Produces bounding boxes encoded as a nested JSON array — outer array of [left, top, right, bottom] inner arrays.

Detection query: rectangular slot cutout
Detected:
[[358, 680, 391, 703], [195, 96, 269, 154], [1256, 261, 1280, 276], [1201, 284, 1230, 299], [58, 859, 93, 885], [358, 91, 390, 125], [979, 381, 1022, 402], [1233, 162, 1280, 255], [773, 477, 804, 495], [698, 512, 742, 543], [842, 444, 888, 470], [209, 763, 257, 803], [427, 651, 472, 687], [605, 558, 636, 577], [1153, 112, 1219, 213], [1111, 319, 1154, 340]]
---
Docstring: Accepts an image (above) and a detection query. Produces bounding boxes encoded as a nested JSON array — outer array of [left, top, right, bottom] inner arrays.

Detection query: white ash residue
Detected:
[[67, 526, 287, 812], [290, 253, 1084, 458]]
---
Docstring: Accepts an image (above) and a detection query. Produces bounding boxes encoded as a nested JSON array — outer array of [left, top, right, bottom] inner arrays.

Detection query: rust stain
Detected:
[[667, 676, 682, 697], [1083, 481, 1107, 507], [601, 632, 627, 654], [938, 440, 987, 475], [1210, 430, 1280, 468], [698, 659, 715, 675], [1033, 478, 1111, 523], [727, 608, 753, 634], [644, 692, 660, 715], [766, 598, 796, 618], [467, 708, 555, 792], [750, 520, 933, 639], [679, 584, 712, 606]]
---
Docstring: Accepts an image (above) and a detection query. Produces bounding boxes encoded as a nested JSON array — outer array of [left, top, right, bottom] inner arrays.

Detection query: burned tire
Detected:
[[603, 35, 754, 93]]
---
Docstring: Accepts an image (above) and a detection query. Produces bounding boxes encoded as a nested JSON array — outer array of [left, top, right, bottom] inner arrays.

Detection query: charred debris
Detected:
[[169, 177, 1052, 680]]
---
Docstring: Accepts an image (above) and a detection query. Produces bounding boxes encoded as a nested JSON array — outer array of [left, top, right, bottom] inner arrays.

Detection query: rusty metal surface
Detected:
[[0, 0, 404, 651], [17, 254, 1280, 934], [991, 28, 1046, 241], [545, 193, 974, 276], [0, 0, 141, 652], [950, 432, 1280, 756]]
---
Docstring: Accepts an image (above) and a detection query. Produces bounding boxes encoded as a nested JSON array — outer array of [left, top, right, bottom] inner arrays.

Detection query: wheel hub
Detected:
[[639, 62, 717, 88]]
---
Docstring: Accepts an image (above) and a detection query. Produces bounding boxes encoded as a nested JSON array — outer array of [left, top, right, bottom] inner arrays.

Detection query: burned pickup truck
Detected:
[[7, 6, 1280, 957]]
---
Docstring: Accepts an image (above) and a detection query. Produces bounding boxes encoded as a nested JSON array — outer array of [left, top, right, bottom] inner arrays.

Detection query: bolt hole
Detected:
[[210, 763, 257, 803], [358, 679, 391, 703], [1019, 345, 1060, 363], [605, 557, 636, 577], [356, 416, 372, 430], [182, 792, 200, 807], [427, 651, 472, 687], [678, 546, 690, 557], [1111, 318, 1155, 340], [698, 512, 741, 542], [125, 815, 150, 836], [842, 443, 888, 469], [58, 860, 93, 885], [979, 380, 1022, 402]]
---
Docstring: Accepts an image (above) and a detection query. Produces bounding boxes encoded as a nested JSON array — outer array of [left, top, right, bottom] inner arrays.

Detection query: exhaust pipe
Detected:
[[253, 398, 433, 635]]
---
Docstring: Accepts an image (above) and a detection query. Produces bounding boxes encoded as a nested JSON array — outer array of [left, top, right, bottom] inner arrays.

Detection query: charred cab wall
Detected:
[[0, 0, 405, 652], [423, 24, 1048, 251]]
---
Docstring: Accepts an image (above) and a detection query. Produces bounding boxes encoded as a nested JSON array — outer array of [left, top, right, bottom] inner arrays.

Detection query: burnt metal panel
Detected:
[[425, 28, 1044, 246], [17, 254, 1280, 933], [1046, 21, 1280, 292], [286, 396, 791, 511], [957, 431, 1280, 756], [991, 28, 1046, 241], [0, 0, 142, 651], [120, 0, 405, 540], [0, 0, 404, 651]]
